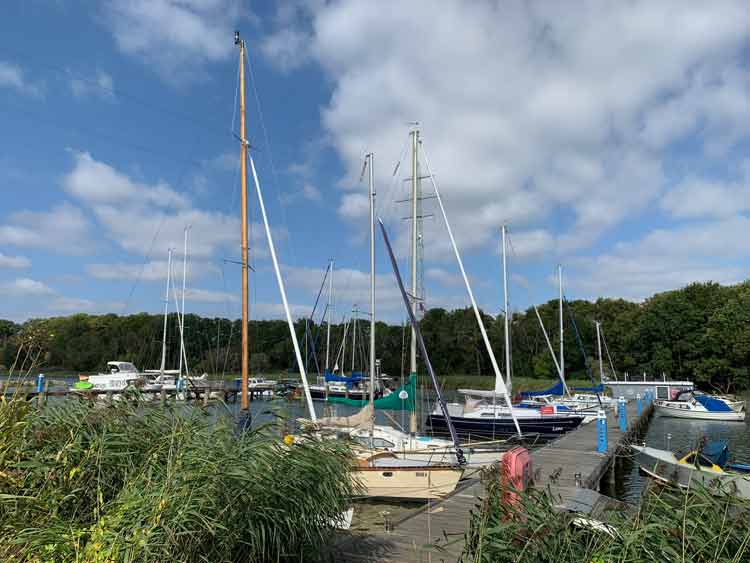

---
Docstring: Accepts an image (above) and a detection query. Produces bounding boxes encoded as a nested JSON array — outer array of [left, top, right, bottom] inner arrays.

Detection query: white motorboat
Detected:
[[83, 361, 145, 392], [633, 443, 750, 498], [654, 393, 746, 422]]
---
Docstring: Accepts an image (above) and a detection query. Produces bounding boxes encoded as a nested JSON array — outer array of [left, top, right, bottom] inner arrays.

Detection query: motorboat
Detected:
[[654, 392, 746, 422], [632, 441, 750, 498], [81, 361, 146, 392]]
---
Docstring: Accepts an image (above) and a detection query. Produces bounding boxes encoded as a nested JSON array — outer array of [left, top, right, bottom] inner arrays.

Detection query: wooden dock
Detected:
[[0, 382, 277, 405], [532, 400, 652, 489], [330, 400, 652, 563]]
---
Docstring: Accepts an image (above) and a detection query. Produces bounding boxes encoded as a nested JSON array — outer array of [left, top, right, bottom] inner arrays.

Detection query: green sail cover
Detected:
[[327, 374, 416, 412]]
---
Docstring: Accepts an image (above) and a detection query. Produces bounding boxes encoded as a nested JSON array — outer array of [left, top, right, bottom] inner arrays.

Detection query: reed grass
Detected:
[[463, 476, 750, 562], [0, 397, 356, 562]]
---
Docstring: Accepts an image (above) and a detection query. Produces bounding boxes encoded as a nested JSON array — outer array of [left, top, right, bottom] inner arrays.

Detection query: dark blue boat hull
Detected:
[[426, 413, 584, 440]]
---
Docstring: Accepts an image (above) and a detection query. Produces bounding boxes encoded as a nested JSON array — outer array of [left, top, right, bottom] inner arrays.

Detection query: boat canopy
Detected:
[[519, 381, 564, 398], [328, 374, 416, 412], [573, 384, 604, 393], [694, 394, 732, 412], [324, 370, 365, 387], [702, 441, 729, 468]]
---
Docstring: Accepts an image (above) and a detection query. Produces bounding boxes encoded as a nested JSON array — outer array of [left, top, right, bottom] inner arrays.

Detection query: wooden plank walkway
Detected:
[[331, 401, 652, 563], [532, 401, 652, 489]]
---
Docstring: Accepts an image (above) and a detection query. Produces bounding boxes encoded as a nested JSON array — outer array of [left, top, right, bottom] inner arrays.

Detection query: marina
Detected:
[[2, 4, 750, 562]]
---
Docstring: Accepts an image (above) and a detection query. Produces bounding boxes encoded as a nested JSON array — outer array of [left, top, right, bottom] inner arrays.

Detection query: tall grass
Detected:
[[463, 475, 750, 562], [0, 397, 356, 562]]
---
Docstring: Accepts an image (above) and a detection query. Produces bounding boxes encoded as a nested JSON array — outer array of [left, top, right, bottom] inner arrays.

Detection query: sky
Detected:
[[0, 0, 748, 325]]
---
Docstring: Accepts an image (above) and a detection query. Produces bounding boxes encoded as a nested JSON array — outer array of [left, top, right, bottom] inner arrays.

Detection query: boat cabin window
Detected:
[[353, 437, 395, 449], [655, 386, 669, 399], [381, 472, 393, 478], [372, 438, 395, 449]]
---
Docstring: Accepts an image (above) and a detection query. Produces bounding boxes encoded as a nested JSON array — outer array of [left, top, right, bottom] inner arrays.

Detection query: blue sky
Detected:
[[0, 0, 748, 325]]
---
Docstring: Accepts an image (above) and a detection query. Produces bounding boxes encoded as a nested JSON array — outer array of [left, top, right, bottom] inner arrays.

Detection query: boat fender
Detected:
[[501, 446, 532, 510]]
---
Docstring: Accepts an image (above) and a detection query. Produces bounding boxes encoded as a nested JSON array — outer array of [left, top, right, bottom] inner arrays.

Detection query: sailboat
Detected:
[[306, 152, 466, 498], [231, 31, 316, 421], [143, 240, 208, 396], [407, 140, 582, 439], [515, 269, 615, 414], [349, 215, 465, 499]]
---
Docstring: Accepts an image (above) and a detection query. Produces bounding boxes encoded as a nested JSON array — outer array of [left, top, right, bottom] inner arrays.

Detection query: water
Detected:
[[603, 413, 750, 504]]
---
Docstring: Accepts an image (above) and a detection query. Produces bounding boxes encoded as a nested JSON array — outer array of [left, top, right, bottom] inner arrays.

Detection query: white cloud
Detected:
[[52, 296, 97, 312], [0, 61, 42, 96], [301, 183, 322, 202], [0, 253, 31, 269], [568, 215, 750, 300], [102, 0, 246, 83], [250, 301, 312, 320], [185, 288, 237, 304], [64, 150, 189, 208], [661, 175, 750, 219], [70, 70, 115, 100], [262, 0, 748, 262], [0, 202, 93, 255], [1, 278, 54, 297], [281, 181, 323, 205], [425, 267, 462, 288], [283, 263, 404, 319], [505, 229, 555, 260], [86, 259, 218, 281], [260, 28, 311, 72], [63, 150, 243, 259]]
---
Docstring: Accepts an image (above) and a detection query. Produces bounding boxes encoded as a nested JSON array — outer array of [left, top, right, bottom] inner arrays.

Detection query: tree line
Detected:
[[1, 280, 748, 391]]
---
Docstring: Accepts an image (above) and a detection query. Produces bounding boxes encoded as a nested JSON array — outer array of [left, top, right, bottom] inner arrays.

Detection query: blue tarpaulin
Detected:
[[324, 370, 365, 388], [695, 394, 732, 412], [519, 380, 565, 398], [572, 384, 605, 393], [702, 441, 729, 467]]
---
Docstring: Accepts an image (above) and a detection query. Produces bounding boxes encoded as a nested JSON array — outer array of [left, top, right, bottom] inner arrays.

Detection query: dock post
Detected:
[[203, 389, 209, 407], [618, 397, 627, 432], [636, 393, 643, 417], [596, 409, 607, 453], [160, 388, 166, 405], [36, 373, 45, 394]]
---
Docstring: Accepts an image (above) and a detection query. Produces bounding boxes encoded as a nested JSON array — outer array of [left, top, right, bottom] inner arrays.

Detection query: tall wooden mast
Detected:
[[236, 31, 250, 411]]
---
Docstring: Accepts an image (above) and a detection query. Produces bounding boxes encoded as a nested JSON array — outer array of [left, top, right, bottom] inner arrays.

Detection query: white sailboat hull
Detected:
[[353, 464, 463, 499]]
